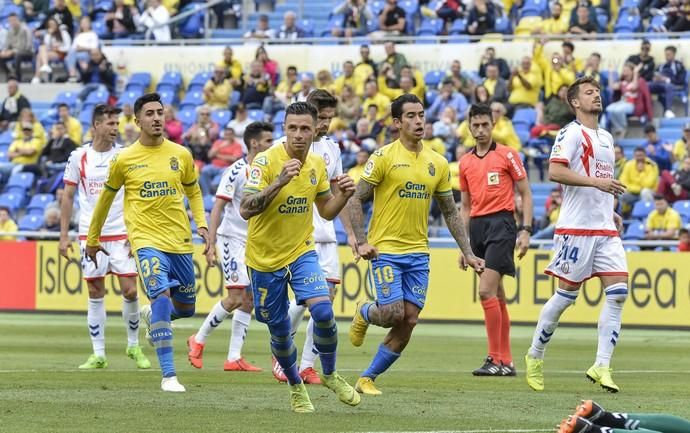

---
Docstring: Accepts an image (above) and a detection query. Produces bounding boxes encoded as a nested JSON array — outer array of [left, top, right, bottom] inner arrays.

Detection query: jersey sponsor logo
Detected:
[[428, 162, 435, 176], [247, 167, 261, 187], [487, 172, 499, 185], [302, 272, 325, 285], [278, 195, 309, 214], [140, 180, 178, 198], [178, 283, 196, 294], [594, 160, 614, 179], [254, 156, 267, 166], [127, 163, 147, 172], [560, 262, 571, 274], [398, 181, 431, 199], [392, 163, 410, 170], [169, 157, 179, 171], [310, 168, 317, 185], [363, 160, 374, 177]]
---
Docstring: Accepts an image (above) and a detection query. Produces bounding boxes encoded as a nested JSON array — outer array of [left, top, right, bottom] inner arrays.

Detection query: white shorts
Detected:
[[545, 235, 628, 286], [80, 239, 137, 280], [315, 242, 340, 283], [217, 235, 249, 289]]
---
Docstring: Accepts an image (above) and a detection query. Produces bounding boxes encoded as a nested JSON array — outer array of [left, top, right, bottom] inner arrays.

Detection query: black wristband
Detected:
[[518, 225, 532, 234]]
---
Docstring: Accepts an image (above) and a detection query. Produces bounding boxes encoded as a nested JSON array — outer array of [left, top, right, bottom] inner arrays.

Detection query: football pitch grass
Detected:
[[1, 313, 689, 433]]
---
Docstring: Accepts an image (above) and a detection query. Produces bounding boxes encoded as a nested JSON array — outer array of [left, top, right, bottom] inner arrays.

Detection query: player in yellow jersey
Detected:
[[85, 93, 210, 393], [347, 94, 485, 395], [240, 102, 360, 413]]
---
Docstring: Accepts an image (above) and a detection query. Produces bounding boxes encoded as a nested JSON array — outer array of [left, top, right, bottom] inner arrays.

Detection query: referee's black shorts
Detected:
[[469, 210, 517, 277]]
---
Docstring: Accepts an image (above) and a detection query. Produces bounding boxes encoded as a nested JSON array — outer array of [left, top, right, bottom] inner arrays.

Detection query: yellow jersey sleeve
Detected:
[[360, 150, 386, 186], [317, 164, 330, 197], [104, 153, 124, 191], [435, 158, 453, 195], [180, 148, 197, 186], [244, 153, 272, 193]]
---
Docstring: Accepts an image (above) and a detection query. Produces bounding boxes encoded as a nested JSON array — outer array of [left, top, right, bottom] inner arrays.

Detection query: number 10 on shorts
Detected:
[[374, 266, 395, 284]]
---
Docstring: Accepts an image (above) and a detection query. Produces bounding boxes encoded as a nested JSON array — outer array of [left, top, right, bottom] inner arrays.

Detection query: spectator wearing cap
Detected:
[[508, 56, 543, 109], [199, 125, 244, 195], [619, 146, 659, 216], [649, 46, 687, 119], [244, 14, 276, 39], [0, 78, 31, 131], [657, 156, 690, 203], [679, 228, 690, 251], [277, 11, 305, 40], [643, 124, 674, 172], [0, 14, 34, 82], [645, 194, 682, 240], [626, 39, 656, 82], [427, 78, 469, 123], [204, 64, 233, 110], [673, 122, 690, 163], [0, 206, 17, 240]]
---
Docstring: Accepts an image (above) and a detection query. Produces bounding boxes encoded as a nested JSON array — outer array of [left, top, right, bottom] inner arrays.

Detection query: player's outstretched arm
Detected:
[[436, 193, 484, 273], [315, 175, 355, 221], [59, 184, 77, 259], [549, 162, 626, 195]]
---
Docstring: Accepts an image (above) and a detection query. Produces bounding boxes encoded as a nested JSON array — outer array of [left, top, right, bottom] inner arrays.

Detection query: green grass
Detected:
[[1, 313, 689, 433]]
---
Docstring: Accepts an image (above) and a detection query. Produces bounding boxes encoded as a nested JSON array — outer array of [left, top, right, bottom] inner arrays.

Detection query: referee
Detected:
[[458, 103, 533, 377]]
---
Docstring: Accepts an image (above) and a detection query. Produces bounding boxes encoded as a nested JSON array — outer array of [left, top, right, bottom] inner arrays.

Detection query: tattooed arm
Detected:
[[346, 179, 378, 260], [239, 158, 301, 219], [436, 192, 485, 273]]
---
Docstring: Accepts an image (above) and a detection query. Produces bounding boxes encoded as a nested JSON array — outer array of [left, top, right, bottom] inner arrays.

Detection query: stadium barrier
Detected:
[[1, 241, 688, 329], [102, 38, 688, 89]]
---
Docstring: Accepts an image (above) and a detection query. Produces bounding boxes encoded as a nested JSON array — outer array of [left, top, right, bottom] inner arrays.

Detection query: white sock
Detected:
[[528, 289, 579, 359], [122, 297, 140, 347], [288, 300, 307, 335], [299, 317, 318, 371], [228, 309, 251, 361], [196, 301, 231, 344], [595, 283, 627, 367], [87, 297, 106, 357]]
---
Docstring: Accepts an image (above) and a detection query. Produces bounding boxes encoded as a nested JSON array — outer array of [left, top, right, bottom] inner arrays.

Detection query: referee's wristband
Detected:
[[518, 225, 532, 234]]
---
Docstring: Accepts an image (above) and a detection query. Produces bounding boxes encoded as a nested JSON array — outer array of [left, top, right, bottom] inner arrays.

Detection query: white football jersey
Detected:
[[215, 158, 249, 241], [549, 121, 618, 236], [273, 136, 343, 243], [63, 144, 127, 239]]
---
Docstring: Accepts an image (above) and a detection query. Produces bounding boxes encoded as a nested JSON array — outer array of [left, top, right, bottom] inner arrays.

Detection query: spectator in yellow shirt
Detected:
[[0, 206, 17, 240], [448, 144, 468, 201], [672, 122, 690, 163], [645, 194, 682, 240], [14, 108, 46, 149], [534, 2, 568, 34], [619, 147, 660, 216], [533, 39, 576, 99], [9, 123, 43, 166], [203, 65, 232, 109], [456, 102, 521, 151], [421, 121, 447, 156], [361, 80, 391, 121], [614, 144, 627, 179], [347, 149, 370, 184], [354, 44, 376, 84], [334, 61, 364, 96], [220, 46, 243, 88], [316, 69, 337, 95], [508, 56, 543, 108], [377, 64, 425, 101], [274, 66, 301, 105], [57, 103, 82, 145], [118, 103, 140, 138]]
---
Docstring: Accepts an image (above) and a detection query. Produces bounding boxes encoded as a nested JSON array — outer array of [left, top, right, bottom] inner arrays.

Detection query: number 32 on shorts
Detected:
[[139, 257, 161, 278]]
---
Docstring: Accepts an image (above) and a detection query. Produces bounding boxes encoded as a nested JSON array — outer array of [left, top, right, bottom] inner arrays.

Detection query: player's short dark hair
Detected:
[[653, 193, 666, 201], [134, 93, 163, 116], [566, 76, 600, 112], [665, 45, 677, 53], [468, 103, 492, 122], [285, 101, 317, 122], [644, 124, 656, 133], [243, 121, 274, 145], [287, 65, 297, 73], [0, 205, 10, 214], [391, 94, 422, 120], [680, 228, 689, 236], [634, 146, 646, 153], [306, 89, 338, 111], [92, 104, 122, 125], [57, 103, 70, 111], [562, 41, 575, 52], [591, 52, 601, 59]]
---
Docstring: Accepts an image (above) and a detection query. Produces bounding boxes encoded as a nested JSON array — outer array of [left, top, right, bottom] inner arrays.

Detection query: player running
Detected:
[[187, 122, 274, 371], [459, 103, 533, 377], [525, 76, 628, 393], [273, 89, 354, 385], [347, 94, 484, 396], [240, 102, 359, 413], [86, 93, 211, 393], [60, 104, 151, 371]]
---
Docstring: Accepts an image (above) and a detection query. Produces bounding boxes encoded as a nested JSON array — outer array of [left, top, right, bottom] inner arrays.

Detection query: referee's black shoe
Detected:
[[472, 356, 502, 376], [500, 362, 517, 376]]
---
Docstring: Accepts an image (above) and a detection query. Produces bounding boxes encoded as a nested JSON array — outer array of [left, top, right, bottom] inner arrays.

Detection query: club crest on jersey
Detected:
[[310, 169, 317, 185], [428, 162, 435, 176], [230, 271, 239, 282], [254, 156, 267, 166], [488, 172, 499, 185], [560, 262, 570, 274], [169, 157, 179, 171], [381, 285, 390, 297], [147, 278, 157, 289]]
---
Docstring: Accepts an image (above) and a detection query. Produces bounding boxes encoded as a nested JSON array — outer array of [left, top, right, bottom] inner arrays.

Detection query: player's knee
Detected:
[[121, 285, 138, 301], [308, 300, 334, 323], [403, 313, 418, 330], [380, 304, 405, 327], [605, 284, 628, 305], [478, 286, 497, 301]]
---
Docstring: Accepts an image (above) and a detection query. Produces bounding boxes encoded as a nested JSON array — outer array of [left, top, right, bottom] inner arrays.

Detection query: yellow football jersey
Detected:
[[244, 143, 330, 272], [362, 140, 452, 254], [88, 139, 206, 254]]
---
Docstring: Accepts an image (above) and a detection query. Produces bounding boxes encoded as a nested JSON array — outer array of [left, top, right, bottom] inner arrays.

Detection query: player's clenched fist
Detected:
[[458, 252, 485, 274], [334, 174, 356, 198], [593, 178, 626, 196], [356, 242, 379, 261], [277, 159, 302, 186]]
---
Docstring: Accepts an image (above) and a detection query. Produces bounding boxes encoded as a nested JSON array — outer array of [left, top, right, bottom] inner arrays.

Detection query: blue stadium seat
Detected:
[[116, 90, 142, 107], [417, 19, 443, 36], [617, 138, 645, 150], [52, 91, 79, 109], [424, 70, 445, 89], [5, 172, 35, 193], [189, 72, 212, 92], [230, 90, 241, 107], [647, 14, 665, 31], [623, 221, 645, 240], [85, 89, 109, 105], [157, 71, 183, 91], [437, 227, 452, 238], [300, 19, 315, 37], [512, 108, 537, 128], [178, 3, 205, 38], [531, 183, 555, 195], [399, 0, 418, 15], [159, 90, 176, 106], [79, 108, 94, 127], [624, 245, 641, 252], [658, 128, 681, 142], [180, 91, 204, 110], [0, 192, 23, 213], [425, 90, 438, 106], [126, 72, 152, 93], [494, 16, 511, 33], [673, 200, 690, 220], [0, 148, 7, 163], [179, 107, 196, 129], [520, 0, 547, 17], [620, 0, 639, 12], [322, 14, 344, 36], [203, 195, 215, 212], [92, 17, 108, 38], [211, 110, 232, 126], [369, 0, 384, 15], [614, 12, 641, 33], [26, 193, 54, 215], [17, 214, 44, 231], [0, 131, 12, 147], [659, 117, 690, 128], [449, 18, 467, 35], [248, 109, 264, 122], [631, 200, 654, 220], [273, 110, 286, 125]]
